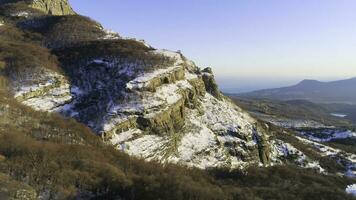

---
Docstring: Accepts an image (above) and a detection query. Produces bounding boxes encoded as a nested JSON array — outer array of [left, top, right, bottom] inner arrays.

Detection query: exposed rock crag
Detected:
[[0, 0, 74, 15], [2, 0, 274, 169]]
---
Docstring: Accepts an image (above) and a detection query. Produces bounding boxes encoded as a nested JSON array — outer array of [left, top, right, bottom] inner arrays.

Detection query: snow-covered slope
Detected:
[[4, 2, 337, 171], [111, 92, 263, 169], [8, 33, 274, 169], [13, 69, 72, 112], [9, 14, 346, 172], [346, 184, 356, 196], [74, 48, 273, 169], [270, 139, 325, 172], [296, 136, 356, 177], [250, 111, 356, 177]]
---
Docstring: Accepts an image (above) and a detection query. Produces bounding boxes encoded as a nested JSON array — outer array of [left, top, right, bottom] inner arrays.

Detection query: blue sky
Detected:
[[70, 0, 356, 92]]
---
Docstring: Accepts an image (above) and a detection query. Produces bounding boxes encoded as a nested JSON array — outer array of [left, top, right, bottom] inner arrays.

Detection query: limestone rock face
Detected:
[[10, 45, 273, 169], [4, 0, 275, 170], [30, 0, 75, 15], [72, 50, 272, 169]]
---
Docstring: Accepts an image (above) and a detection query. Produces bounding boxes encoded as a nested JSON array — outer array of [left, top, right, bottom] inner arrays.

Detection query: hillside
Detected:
[[229, 96, 356, 176], [1, 0, 272, 170], [0, 94, 354, 199], [0, 0, 355, 199], [238, 77, 356, 104]]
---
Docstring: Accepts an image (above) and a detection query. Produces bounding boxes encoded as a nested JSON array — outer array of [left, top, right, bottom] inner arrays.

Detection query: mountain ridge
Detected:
[[1, 0, 274, 169], [297, 77, 356, 86], [238, 77, 356, 104]]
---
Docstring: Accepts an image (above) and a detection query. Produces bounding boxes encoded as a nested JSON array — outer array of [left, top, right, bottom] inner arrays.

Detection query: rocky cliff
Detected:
[[30, 0, 74, 15], [0, 0, 328, 171], [17, 46, 272, 168]]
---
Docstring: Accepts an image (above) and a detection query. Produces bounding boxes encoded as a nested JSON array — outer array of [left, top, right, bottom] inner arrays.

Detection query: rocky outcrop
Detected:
[[8, 45, 273, 169], [201, 67, 222, 100], [139, 66, 185, 92], [103, 60, 201, 138], [93, 49, 271, 169], [137, 98, 185, 134], [0, 0, 74, 15], [30, 0, 75, 15], [254, 123, 272, 165]]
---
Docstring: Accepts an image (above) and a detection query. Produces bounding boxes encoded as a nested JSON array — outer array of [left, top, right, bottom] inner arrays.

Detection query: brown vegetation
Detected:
[[0, 97, 354, 199], [0, 5, 354, 199]]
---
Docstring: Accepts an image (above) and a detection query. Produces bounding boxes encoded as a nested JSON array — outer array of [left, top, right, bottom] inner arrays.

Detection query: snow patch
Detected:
[[270, 139, 325, 172], [296, 136, 356, 177], [171, 115, 223, 168], [122, 135, 169, 161], [185, 71, 198, 80], [14, 71, 73, 112], [346, 184, 356, 196], [330, 113, 347, 118], [298, 129, 356, 142], [126, 65, 182, 91], [21, 83, 72, 112], [110, 129, 142, 146], [101, 29, 120, 40], [92, 59, 109, 65], [166, 108, 252, 169], [11, 11, 29, 18], [103, 116, 133, 133], [126, 50, 183, 91], [270, 119, 328, 129], [200, 93, 254, 135], [122, 37, 152, 48], [296, 136, 341, 156], [252, 112, 331, 129], [14, 80, 54, 98]]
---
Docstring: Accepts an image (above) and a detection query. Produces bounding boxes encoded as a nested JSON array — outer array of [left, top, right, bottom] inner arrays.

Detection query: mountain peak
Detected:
[[240, 77, 356, 104]]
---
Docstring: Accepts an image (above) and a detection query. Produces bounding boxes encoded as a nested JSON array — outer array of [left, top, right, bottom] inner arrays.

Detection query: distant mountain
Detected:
[[238, 77, 356, 104]]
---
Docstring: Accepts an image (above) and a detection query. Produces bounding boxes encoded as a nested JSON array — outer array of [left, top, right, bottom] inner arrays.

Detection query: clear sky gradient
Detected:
[[70, 0, 356, 92]]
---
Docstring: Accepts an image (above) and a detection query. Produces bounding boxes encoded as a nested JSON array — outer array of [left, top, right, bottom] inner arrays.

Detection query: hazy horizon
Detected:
[[70, 0, 356, 92], [217, 75, 356, 93]]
